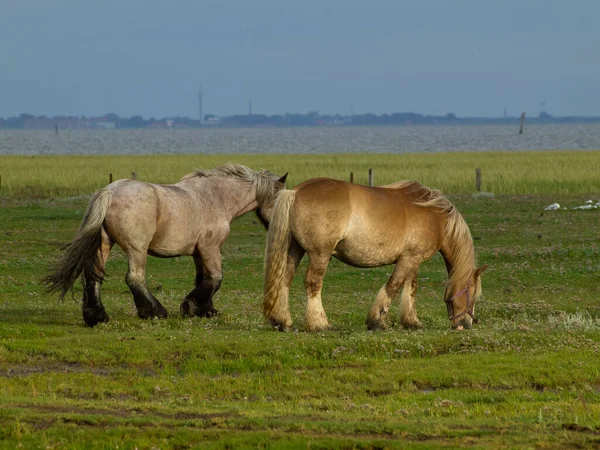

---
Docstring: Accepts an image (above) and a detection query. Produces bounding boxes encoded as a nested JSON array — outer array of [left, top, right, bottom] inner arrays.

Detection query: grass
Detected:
[[0, 152, 599, 448], [1, 150, 600, 198]]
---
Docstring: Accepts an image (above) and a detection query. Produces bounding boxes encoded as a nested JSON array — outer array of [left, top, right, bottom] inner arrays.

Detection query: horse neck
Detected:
[[223, 178, 260, 219], [439, 211, 476, 293], [190, 176, 259, 221]]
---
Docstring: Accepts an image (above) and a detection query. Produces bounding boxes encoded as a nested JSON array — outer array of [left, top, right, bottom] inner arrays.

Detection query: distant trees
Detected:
[[1, 109, 599, 129], [104, 113, 120, 122], [221, 114, 271, 126], [2, 113, 35, 128], [119, 115, 148, 128]]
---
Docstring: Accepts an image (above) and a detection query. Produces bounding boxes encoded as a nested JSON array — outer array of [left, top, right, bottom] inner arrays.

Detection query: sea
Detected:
[[1, 123, 599, 155]]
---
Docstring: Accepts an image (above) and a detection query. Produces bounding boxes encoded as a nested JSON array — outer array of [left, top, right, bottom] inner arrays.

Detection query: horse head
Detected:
[[445, 264, 489, 330]]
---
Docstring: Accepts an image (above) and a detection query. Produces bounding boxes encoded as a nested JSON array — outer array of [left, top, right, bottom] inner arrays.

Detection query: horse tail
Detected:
[[263, 189, 296, 322], [42, 188, 113, 299]]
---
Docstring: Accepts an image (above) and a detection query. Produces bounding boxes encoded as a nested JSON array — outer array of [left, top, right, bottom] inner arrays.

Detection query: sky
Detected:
[[1, 0, 599, 119]]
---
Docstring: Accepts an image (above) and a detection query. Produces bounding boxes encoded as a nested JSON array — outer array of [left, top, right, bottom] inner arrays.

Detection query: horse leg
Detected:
[[399, 271, 422, 329], [366, 258, 420, 330], [181, 255, 206, 317], [180, 249, 222, 318], [303, 252, 331, 332], [268, 240, 305, 331], [82, 229, 112, 327], [125, 249, 168, 319]]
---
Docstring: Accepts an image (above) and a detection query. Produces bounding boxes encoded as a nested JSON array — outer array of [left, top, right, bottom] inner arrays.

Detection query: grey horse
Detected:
[[43, 164, 287, 326]]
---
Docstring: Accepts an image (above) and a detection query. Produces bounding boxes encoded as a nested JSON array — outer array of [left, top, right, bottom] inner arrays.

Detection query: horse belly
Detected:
[[333, 237, 400, 268], [148, 226, 198, 257]]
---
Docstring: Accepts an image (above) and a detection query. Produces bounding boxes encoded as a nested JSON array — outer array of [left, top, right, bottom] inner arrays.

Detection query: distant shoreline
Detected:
[[2, 111, 600, 130]]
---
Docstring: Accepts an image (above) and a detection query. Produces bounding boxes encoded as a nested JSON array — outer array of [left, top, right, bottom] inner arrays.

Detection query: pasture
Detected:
[[1, 152, 599, 448]]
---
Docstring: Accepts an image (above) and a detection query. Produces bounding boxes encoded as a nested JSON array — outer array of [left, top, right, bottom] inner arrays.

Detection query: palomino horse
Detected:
[[44, 164, 287, 327], [263, 178, 487, 331]]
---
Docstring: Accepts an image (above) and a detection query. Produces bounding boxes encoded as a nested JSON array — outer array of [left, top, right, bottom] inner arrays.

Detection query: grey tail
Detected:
[[42, 189, 112, 299]]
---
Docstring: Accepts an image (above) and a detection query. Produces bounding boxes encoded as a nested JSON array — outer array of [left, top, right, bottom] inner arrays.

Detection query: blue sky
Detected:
[[1, 0, 598, 118]]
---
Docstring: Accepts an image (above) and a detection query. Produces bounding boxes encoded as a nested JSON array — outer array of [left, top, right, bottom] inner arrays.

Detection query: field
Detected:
[[2, 150, 600, 197], [1, 152, 599, 449]]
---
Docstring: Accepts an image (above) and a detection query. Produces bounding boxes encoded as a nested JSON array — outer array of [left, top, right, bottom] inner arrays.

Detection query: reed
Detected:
[[0, 151, 599, 198]]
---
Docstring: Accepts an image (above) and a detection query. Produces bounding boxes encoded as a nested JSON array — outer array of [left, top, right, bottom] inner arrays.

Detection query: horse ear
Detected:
[[474, 264, 489, 278], [277, 173, 288, 187]]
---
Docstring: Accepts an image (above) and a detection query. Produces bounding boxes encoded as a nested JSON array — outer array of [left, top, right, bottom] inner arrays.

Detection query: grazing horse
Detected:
[[263, 178, 487, 332], [43, 164, 287, 327]]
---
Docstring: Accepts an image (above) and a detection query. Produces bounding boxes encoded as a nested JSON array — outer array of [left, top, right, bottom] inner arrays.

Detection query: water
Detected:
[[1, 123, 599, 155]]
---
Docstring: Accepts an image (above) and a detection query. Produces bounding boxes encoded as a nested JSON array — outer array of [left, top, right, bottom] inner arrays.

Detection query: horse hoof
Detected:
[[206, 307, 219, 317], [304, 316, 331, 332], [138, 305, 168, 320], [196, 306, 219, 318], [155, 305, 168, 318], [305, 324, 331, 332], [366, 320, 388, 331], [270, 319, 293, 332], [137, 309, 160, 320], [402, 320, 423, 330], [180, 299, 218, 318], [180, 300, 192, 317], [83, 309, 109, 327]]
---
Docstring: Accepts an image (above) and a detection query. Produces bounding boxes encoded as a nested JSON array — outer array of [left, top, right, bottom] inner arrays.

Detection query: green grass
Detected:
[[0, 153, 599, 448]]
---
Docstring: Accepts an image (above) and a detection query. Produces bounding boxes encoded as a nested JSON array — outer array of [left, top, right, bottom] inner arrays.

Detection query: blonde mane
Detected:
[[384, 180, 476, 289]]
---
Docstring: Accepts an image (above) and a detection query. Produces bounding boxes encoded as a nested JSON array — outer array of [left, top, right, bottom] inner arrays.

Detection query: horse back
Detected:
[[103, 180, 205, 256], [293, 178, 442, 230], [291, 178, 444, 265]]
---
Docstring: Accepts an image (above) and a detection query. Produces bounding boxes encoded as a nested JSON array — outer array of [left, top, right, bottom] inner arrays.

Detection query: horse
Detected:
[[263, 178, 488, 332], [43, 164, 287, 327]]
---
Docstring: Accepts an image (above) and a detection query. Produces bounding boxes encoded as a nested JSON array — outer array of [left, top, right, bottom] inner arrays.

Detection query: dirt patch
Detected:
[[562, 423, 600, 434], [0, 363, 113, 378], [10, 402, 238, 422], [12, 403, 129, 418], [0, 363, 158, 378]]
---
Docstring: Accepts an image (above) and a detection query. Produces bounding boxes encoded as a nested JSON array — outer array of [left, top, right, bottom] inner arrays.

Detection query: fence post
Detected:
[[368, 168, 373, 186], [132, 172, 137, 180], [476, 168, 481, 192], [519, 112, 525, 134], [350, 172, 354, 183]]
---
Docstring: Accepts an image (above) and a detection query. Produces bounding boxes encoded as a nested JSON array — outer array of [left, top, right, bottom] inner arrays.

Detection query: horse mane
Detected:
[[179, 163, 280, 205], [384, 180, 476, 289], [180, 163, 258, 182]]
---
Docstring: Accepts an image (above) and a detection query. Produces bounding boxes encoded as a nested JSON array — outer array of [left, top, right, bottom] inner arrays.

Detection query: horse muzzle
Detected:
[[452, 317, 472, 330]]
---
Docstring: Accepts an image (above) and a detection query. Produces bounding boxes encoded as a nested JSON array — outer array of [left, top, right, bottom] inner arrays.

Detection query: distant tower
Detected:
[[198, 88, 203, 124], [248, 101, 252, 116]]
